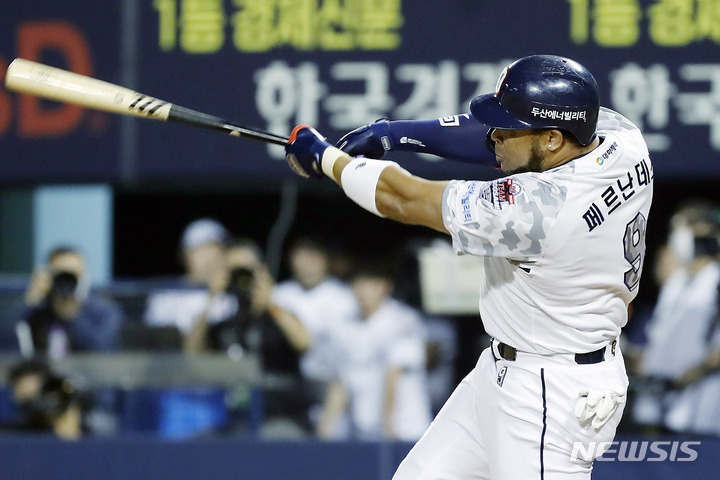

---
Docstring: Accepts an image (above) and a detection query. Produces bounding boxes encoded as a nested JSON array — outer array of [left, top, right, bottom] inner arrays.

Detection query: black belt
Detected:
[[495, 340, 614, 364]]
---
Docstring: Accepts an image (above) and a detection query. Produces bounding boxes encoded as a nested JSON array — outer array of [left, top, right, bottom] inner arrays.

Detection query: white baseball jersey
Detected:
[[442, 107, 654, 355], [635, 261, 720, 433], [144, 287, 237, 334], [394, 108, 651, 480], [643, 262, 720, 378], [692, 315, 720, 437], [329, 297, 432, 441], [394, 108, 653, 480], [272, 277, 359, 381]]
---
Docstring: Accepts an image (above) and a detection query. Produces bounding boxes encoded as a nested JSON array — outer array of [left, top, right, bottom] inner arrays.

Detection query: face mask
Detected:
[[668, 225, 694, 266]]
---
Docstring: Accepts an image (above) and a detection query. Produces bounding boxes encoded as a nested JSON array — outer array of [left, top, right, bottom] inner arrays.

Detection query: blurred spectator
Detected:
[[423, 316, 458, 415], [184, 238, 314, 436], [316, 260, 432, 441], [2, 358, 83, 440], [144, 228, 315, 437], [271, 236, 359, 430], [143, 218, 236, 338], [12, 246, 122, 359], [137, 219, 240, 438], [633, 200, 720, 435], [184, 237, 312, 368], [272, 237, 359, 381]]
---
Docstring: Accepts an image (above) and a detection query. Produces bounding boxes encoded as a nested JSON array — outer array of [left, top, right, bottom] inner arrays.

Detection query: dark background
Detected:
[[1, 0, 719, 329]]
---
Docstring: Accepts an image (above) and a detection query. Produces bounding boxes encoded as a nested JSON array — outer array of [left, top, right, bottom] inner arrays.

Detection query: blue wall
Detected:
[[0, 435, 717, 480]]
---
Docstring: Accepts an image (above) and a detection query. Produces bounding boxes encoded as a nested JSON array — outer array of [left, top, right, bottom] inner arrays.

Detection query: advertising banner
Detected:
[[2, 0, 718, 186]]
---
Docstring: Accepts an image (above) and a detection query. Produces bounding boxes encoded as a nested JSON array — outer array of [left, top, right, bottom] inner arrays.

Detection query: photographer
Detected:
[[13, 246, 122, 358], [184, 238, 311, 370], [2, 358, 84, 440], [143, 218, 237, 335], [183, 238, 313, 436]]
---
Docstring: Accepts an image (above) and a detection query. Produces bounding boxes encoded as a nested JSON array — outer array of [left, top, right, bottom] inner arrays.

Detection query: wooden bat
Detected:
[[4, 58, 289, 145]]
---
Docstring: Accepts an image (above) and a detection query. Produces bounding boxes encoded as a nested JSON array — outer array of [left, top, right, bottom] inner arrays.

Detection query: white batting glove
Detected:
[[575, 385, 626, 429]]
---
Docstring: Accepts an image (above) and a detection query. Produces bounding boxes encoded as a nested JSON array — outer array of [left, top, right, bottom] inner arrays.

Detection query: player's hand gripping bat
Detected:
[[4, 58, 288, 145]]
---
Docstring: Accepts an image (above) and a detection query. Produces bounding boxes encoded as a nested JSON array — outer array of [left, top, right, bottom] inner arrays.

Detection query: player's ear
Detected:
[[545, 129, 564, 152]]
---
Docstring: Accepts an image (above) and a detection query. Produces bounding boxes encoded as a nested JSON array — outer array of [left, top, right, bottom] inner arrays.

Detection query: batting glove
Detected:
[[575, 385, 627, 429], [285, 125, 333, 179], [336, 119, 393, 158]]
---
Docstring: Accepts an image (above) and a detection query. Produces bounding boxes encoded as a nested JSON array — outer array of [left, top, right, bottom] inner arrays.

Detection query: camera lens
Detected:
[[51, 271, 79, 297], [229, 267, 254, 291]]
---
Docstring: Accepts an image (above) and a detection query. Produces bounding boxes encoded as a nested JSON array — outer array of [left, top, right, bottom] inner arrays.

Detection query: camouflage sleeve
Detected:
[[597, 107, 641, 134], [441, 175, 567, 261]]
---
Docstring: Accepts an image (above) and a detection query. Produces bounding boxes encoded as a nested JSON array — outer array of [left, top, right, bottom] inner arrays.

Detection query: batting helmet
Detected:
[[470, 55, 599, 148]]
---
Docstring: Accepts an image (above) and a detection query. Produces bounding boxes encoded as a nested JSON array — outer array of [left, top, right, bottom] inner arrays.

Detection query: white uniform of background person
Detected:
[[393, 108, 653, 479], [637, 262, 720, 433], [692, 299, 720, 436], [272, 277, 358, 382], [635, 206, 720, 435], [326, 296, 432, 441], [272, 239, 359, 384], [144, 218, 237, 334]]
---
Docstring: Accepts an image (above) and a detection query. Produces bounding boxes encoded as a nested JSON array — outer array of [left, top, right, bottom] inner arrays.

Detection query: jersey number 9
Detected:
[[623, 213, 647, 291]]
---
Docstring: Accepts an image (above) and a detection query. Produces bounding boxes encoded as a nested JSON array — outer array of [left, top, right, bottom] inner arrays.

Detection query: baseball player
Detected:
[[317, 262, 432, 441], [284, 55, 654, 479], [634, 202, 720, 435]]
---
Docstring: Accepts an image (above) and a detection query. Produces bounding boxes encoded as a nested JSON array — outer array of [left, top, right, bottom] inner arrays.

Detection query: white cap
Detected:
[[180, 218, 230, 250]]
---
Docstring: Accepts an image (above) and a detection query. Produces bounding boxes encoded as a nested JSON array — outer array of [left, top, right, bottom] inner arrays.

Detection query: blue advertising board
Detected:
[[1, 0, 719, 187], [0, 2, 125, 183]]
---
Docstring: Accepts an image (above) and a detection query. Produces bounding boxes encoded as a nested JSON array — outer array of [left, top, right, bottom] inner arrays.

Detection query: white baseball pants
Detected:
[[392, 343, 628, 479]]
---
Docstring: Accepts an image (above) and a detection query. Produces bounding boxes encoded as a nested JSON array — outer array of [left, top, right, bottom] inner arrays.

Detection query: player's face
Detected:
[[352, 276, 392, 318], [490, 128, 546, 175], [290, 247, 329, 290], [183, 242, 226, 284], [49, 252, 86, 278]]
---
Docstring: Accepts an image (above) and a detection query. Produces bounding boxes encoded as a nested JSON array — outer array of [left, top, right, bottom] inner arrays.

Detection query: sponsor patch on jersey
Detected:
[[480, 178, 522, 211], [459, 182, 480, 223], [594, 140, 619, 167]]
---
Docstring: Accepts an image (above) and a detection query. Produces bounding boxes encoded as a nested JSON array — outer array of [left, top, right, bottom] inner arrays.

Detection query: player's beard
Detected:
[[505, 137, 545, 175]]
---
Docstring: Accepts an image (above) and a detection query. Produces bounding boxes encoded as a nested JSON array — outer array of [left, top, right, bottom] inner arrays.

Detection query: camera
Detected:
[[229, 267, 254, 292], [32, 375, 78, 420], [209, 266, 259, 352], [50, 271, 79, 298], [228, 267, 255, 313], [14, 373, 79, 430]]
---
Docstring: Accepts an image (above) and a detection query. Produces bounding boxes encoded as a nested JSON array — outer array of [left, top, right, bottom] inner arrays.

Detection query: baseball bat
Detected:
[[4, 58, 289, 145]]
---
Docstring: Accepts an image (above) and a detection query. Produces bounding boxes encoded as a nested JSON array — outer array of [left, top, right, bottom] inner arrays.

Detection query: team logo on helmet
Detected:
[[530, 107, 588, 123], [495, 67, 509, 95]]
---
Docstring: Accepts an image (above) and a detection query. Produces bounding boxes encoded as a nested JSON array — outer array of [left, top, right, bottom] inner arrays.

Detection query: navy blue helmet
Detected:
[[470, 55, 600, 148]]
